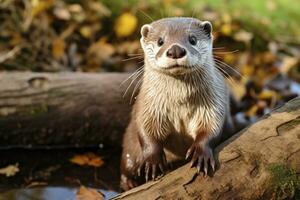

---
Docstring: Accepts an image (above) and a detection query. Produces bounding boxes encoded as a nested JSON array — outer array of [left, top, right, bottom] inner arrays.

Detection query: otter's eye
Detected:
[[157, 37, 164, 46], [189, 35, 197, 45]]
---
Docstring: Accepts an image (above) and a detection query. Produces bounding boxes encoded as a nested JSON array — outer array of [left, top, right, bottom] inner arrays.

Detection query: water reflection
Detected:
[[0, 187, 118, 200]]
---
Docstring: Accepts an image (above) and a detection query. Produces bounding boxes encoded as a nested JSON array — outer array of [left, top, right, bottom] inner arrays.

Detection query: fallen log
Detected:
[[114, 97, 300, 200], [0, 72, 134, 148]]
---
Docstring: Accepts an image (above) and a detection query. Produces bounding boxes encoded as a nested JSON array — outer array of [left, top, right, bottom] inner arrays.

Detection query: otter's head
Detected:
[[140, 17, 213, 75]]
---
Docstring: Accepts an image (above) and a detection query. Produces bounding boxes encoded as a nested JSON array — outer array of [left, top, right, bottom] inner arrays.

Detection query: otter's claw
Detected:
[[186, 143, 215, 176], [138, 150, 167, 181]]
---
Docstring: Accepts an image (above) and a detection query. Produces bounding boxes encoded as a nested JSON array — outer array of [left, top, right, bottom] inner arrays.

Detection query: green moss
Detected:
[[268, 164, 300, 200], [19, 104, 49, 117]]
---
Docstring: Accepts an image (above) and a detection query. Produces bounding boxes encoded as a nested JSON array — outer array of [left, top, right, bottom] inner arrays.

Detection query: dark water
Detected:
[[0, 146, 121, 200]]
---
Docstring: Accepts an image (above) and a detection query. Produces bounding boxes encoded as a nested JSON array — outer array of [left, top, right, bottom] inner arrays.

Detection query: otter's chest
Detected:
[[169, 102, 201, 135], [156, 92, 212, 138]]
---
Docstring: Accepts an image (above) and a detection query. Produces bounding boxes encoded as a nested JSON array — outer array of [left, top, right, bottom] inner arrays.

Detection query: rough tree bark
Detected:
[[113, 97, 300, 200], [0, 72, 134, 147]]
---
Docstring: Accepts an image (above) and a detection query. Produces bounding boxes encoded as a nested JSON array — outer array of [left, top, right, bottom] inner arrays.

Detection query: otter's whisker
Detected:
[[212, 55, 223, 59], [127, 53, 144, 56], [213, 58, 244, 79], [122, 56, 144, 62], [130, 77, 143, 104], [213, 63, 237, 87], [138, 9, 154, 22], [123, 69, 144, 98], [213, 49, 239, 54], [212, 47, 226, 49], [120, 66, 144, 86]]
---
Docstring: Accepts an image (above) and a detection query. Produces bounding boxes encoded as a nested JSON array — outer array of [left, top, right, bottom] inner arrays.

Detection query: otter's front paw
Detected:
[[138, 147, 168, 182], [185, 143, 215, 176]]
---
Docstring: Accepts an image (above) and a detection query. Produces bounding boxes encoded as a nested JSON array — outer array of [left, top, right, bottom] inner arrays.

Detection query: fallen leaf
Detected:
[[80, 26, 93, 38], [280, 56, 299, 74], [31, 0, 54, 18], [88, 1, 111, 17], [26, 181, 48, 188], [116, 41, 141, 55], [76, 186, 104, 200], [234, 30, 253, 43], [53, 6, 71, 20], [52, 38, 66, 59], [0, 163, 19, 177], [220, 23, 232, 36], [68, 4, 83, 13], [228, 79, 246, 101], [241, 65, 255, 77], [114, 13, 138, 38], [245, 104, 258, 117], [258, 90, 277, 100], [86, 38, 115, 70], [70, 152, 104, 167]]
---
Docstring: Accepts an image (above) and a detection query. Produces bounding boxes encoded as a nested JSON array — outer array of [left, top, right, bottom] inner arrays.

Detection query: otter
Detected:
[[120, 17, 234, 191]]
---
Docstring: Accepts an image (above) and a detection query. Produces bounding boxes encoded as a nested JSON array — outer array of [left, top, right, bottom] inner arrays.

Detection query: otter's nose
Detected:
[[166, 45, 186, 59]]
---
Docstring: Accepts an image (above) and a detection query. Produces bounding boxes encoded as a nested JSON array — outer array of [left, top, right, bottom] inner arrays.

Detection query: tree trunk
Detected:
[[0, 72, 134, 148], [113, 97, 300, 200]]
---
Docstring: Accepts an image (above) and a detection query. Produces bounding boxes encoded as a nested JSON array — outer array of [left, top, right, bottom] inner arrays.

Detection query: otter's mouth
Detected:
[[165, 65, 189, 70], [159, 64, 193, 75]]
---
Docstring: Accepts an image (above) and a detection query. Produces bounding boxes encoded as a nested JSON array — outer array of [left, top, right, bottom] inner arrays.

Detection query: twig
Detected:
[[0, 46, 21, 63]]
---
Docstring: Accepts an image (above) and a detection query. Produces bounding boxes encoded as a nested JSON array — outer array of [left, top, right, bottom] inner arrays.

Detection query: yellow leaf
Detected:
[[70, 153, 104, 167], [31, 0, 54, 18], [52, 38, 65, 59], [223, 54, 235, 64], [114, 13, 138, 38], [246, 105, 258, 117], [220, 23, 232, 36], [80, 26, 92, 38], [222, 13, 232, 23], [241, 65, 254, 77], [0, 163, 19, 177], [76, 186, 104, 200], [258, 90, 276, 100]]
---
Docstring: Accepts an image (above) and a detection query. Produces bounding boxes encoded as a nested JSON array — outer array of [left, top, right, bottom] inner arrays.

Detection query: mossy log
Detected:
[[114, 98, 300, 200], [0, 72, 133, 148]]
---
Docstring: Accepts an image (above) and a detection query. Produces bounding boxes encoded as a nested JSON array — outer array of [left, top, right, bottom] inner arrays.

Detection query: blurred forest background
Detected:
[[1, 0, 300, 123], [0, 0, 300, 199]]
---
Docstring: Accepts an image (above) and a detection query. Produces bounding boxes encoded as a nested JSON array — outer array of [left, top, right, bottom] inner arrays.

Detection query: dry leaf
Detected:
[[246, 104, 258, 117], [88, 1, 111, 17], [258, 90, 277, 100], [31, 0, 54, 18], [220, 23, 232, 36], [70, 152, 104, 167], [80, 26, 93, 38], [76, 186, 104, 200], [86, 38, 115, 70], [116, 41, 141, 55], [223, 54, 236, 64], [234, 30, 253, 43], [68, 4, 83, 13], [52, 38, 66, 59], [114, 13, 138, 38], [53, 7, 71, 20], [0, 163, 19, 177], [280, 56, 299, 74], [228, 79, 246, 101]]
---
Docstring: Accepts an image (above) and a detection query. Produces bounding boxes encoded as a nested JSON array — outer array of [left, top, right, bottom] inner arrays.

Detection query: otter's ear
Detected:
[[201, 21, 212, 36], [141, 24, 152, 38]]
